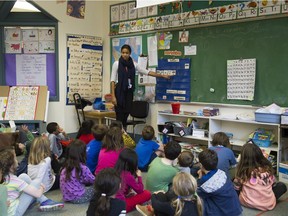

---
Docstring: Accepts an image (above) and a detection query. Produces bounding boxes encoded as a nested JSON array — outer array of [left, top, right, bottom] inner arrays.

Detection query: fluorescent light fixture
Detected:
[[11, 0, 40, 12], [136, 0, 179, 9]]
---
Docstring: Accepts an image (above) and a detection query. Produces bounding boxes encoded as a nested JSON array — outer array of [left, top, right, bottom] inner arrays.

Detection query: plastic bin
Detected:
[[255, 112, 281, 124], [279, 162, 288, 184], [173, 126, 192, 136]]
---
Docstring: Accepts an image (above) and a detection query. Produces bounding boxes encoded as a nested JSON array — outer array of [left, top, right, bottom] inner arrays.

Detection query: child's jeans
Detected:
[[16, 174, 48, 216], [0, 185, 8, 216]]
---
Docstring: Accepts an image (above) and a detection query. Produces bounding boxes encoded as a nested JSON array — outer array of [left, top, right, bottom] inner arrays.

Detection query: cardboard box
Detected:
[[193, 129, 207, 138], [281, 114, 288, 125], [279, 162, 288, 184]]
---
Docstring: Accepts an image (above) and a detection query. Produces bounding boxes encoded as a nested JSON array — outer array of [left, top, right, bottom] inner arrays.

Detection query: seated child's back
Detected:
[[95, 127, 124, 175], [86, 124, 108, 174], [135, 125, 163, 171], [197, 149, 242, 216], [209, 132, 236, 178], [146, 141, 181, 193]]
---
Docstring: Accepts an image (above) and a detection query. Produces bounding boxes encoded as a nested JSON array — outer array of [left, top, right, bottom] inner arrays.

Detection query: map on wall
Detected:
[[111, 36, 142, 64]]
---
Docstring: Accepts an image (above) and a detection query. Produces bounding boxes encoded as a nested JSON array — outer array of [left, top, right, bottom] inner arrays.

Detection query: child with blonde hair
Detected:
[[28, 136, 59, 191], [234, 142, 287, 211], [137, 172, 202, 216]]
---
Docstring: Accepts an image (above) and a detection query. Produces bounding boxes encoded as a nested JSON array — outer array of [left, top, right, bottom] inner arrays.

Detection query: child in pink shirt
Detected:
[[95, 127, 124, 175], [234, 142, 287, 211], [115, 148, 151, 212]]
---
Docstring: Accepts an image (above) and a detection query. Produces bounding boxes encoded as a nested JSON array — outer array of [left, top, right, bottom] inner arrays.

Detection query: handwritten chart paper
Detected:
[[5, 86, 39, 120], [227, 58, 256, 101], [67, 34, 103, 104], [16, 55, 47, 86]]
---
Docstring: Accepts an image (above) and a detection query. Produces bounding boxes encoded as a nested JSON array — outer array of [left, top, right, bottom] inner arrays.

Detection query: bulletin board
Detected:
[[110, 1, 288, 107], [66, 34, 103, 104], [0, 86, 48, 121], [110, 17, 288, 107]]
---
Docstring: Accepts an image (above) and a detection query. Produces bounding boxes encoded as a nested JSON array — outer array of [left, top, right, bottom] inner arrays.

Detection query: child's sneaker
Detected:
[[39, 199, 64, 212], [136, 204, 154, 216]]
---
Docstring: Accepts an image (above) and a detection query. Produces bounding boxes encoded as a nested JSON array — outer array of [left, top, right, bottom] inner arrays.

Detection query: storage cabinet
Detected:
[[0, 120, 46, 133], [157, 112, 210, 145], [157, 111, 281, 174]]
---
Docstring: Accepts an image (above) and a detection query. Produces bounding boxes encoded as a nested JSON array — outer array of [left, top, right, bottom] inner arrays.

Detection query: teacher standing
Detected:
[[111, 44, 170, 129]]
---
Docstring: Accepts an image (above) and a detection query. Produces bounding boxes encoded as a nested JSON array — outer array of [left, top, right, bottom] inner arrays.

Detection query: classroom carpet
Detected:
[[23, 172, 288, 216]]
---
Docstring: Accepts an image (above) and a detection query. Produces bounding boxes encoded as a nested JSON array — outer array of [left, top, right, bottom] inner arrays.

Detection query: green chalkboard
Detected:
[[160, 17, 288, 106], [111, 17, 288, 106]]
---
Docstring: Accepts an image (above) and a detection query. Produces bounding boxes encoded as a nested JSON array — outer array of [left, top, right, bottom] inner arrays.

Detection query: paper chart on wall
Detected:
[[4, 86, 39, 120], [66, 34, 103, 104], [227, 58, 256, 101]]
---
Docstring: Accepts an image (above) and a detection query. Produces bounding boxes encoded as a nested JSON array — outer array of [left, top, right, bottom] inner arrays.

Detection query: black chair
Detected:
[[126, 100, 149, 137], [73, 93, 92, 127]]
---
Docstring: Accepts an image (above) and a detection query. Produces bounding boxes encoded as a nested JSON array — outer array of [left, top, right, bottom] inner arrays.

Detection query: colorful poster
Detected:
[[111, 36, 142, 63], [158, 32, 173, 50], [5, 42, 22, 54], [67, 0, 85, 19], [5, 28, 21, 41], [5, 86, 39, 120]]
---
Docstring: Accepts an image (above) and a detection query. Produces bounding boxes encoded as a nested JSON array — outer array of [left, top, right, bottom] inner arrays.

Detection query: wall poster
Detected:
[[66, 34, 103, 104]]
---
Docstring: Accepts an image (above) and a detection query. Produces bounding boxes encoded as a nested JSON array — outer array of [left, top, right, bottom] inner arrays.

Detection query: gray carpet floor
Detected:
[[23, 174, 288, 216]]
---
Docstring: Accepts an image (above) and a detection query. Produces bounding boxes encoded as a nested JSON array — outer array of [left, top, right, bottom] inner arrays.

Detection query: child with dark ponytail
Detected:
[[86, 168, 126, 216]]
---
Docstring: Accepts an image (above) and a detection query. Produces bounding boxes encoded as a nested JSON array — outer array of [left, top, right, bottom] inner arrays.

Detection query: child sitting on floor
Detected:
[[137, 172, 203, 216], [197, 149, 242, 216], [135, 125, 164, 171], [209, 132, 237, 178], [86, 124, 108, 174], [146, 141, 181, 193], [60, 140, 95, 204], [110, 120, 136, 149], [234, 142, 287, 211], [1, 147, 64, 215], [94, 127, 124, 175], [86, 168, 126, 216], [115, 148, 151, 212], [177, 150, 194, 174], [76, 120, 95, 144]]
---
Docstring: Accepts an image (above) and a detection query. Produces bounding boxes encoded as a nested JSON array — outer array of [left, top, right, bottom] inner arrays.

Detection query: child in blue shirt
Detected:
[[209, 132, 237, 179], [197, 149, 242, 216], [135, 125, 164, 171], [86, 124, 108, 174]]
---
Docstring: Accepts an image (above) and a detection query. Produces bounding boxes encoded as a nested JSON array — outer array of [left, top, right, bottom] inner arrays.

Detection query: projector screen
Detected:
[[136, 0, 178, 8]]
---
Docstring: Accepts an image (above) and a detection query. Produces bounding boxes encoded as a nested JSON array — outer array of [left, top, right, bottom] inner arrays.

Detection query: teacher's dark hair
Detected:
[[121, 44, 131, 53]]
